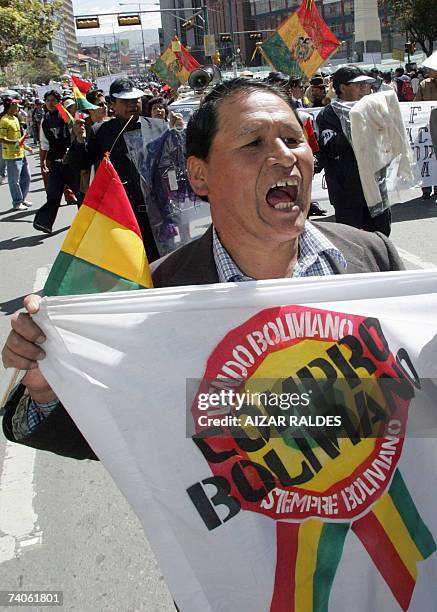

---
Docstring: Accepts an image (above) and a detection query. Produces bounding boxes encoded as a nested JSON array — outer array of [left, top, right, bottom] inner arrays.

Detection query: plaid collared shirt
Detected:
[[213, 222, 347, 283]]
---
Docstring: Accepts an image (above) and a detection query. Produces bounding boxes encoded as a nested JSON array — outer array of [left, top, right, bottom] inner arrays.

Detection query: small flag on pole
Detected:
[[152, 35, 200, 91], [73, 86, 99, 112], [56, 103, 74, 129], [71, 75, 92, 94], [261, 0, 340, 79], [43, 156, 153, 296]]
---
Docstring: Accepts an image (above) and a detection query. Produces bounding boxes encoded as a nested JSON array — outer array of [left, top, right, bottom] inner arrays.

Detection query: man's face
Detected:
[[311, 85, 325, 101], [428, 68, 437, 80], [150, 102, 166, 120], [8, 102, 19, 115], [111, 97, 142, 122], [340, 81, 372, 101], [188, 90, 313, 246], [45, 95, 58, 112]]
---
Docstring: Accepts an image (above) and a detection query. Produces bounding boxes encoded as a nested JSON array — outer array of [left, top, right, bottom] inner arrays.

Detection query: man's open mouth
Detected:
[[265, 178, 300, 210]]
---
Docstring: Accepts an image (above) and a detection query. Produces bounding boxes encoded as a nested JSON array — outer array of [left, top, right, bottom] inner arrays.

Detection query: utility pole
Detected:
[[138, 2, 146, 74], [227, 0, 238, 77]]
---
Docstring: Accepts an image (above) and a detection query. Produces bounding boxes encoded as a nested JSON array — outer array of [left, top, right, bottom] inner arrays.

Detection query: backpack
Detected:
[[400, 78, 414, 101]]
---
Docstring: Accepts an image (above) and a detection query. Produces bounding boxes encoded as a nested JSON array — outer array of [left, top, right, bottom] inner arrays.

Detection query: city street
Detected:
[[1, 152, 437, 611]]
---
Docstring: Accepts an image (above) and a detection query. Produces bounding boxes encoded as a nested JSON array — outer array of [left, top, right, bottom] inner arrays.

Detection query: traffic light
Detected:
[[117, 14, 141, 27], [220, 34, 231, 43], [249, 32, 263, 41], [213, 50, 221, 65], [75, 17, 100, 29], [182, 19, 194, 30], [404, 41, 415, 54]]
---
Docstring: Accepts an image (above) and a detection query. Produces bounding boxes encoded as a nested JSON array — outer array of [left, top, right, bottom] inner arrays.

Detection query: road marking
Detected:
[[397, 247, 437, 270], [0, 266, 49, 563]]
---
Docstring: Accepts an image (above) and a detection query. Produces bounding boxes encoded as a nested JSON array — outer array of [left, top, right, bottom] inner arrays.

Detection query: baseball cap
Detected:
[[333, 66, 375, 90], [109, 78, 144, 100], [310, 76, 324, 86], [63, 98, 75, 109]]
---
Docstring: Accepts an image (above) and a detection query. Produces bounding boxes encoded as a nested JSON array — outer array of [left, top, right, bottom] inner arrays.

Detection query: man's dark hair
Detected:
[[146, 95, 168, 119], [265, 71, 289, 87], [43, 89, 61, 102], [186, 78, 302, 160], [395, 67, 404, 77]]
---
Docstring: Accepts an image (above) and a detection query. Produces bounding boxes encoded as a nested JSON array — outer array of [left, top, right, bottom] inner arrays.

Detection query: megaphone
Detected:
[[188, 65, 221, 92]]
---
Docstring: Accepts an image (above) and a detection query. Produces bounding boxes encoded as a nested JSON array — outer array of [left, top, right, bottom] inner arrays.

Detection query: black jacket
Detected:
[[316, 104, 367, 211], [41, 111, 71, 162], [2, 222, 404, 461], [68, 117, 167, 262]]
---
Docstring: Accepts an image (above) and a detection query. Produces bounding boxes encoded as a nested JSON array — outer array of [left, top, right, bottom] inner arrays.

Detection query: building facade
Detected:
[[63, 0, 79, 71], [45, 0, 79, 71]]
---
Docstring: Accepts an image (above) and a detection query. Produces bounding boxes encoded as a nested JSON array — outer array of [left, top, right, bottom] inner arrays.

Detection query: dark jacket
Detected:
[[2, 222, 404, 461], [41, 110, 71, 162], [316, 104, 367, 211], [68, 117, 167, 262]]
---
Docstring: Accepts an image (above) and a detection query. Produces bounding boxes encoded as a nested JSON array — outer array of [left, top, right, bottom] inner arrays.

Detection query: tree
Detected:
[[380, 0, 437, 57], [12, 52, 65, 84], [0, 0, 62, 70]]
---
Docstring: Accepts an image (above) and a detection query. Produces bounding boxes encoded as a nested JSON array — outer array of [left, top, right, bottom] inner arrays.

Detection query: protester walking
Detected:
[[316, 66, 392, 236], [0, 98, 32, 211], [33, 90, 80, 234]]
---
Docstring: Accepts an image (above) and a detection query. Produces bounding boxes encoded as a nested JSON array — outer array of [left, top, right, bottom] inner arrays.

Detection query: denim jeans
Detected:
[[6, 157, 31, 207], [0, 147, 6, 178]]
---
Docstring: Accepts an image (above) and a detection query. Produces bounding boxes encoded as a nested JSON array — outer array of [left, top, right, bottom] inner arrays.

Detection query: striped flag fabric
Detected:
[[152, 35, 200, 91], [56, 103, 74, 129], [43, 156, 152, 296], [72, 86, 99, 112], [262, 0, 340, 79], [271, 521, 349, 611], [71, 75, 92, 94], [353, 469, 437, 610]]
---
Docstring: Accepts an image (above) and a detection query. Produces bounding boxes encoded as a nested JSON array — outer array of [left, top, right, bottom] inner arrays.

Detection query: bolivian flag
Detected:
[[262, 0, 340, 79], [71, 75, 92, 94], [152, 35, 200, 91], [56, 103, 74, 129], [73, 86, 99, 112], [43, 156, 152, 296]]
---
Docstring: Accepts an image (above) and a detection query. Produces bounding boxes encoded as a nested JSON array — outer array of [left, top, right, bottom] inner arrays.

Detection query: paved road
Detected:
[[0, 152, 437, 611]]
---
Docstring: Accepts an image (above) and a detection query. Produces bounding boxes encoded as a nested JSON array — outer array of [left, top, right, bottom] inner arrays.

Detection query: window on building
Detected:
[[344, 1, 353, 15]]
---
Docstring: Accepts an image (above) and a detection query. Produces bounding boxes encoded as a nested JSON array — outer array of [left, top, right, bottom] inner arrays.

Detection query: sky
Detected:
[[72, 0, 162, 35]]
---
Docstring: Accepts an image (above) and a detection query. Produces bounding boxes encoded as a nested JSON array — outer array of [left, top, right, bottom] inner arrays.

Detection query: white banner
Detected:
[[309, 101, 437, 201], [35, 84, 61, 99], [95, 72, 128, 94], [34, 270, 437, 611]]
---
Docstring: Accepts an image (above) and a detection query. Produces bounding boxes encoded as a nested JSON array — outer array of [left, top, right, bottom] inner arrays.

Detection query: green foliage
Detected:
[[380, 0, 437, 56], [11, 52, 65, 84], [0, 0, 62, 69]]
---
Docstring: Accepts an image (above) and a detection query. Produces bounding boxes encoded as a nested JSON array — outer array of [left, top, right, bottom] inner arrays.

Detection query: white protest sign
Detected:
[[35, 271, 437, 611], [95, 72, 128, 94], [308, 101, 437, 201], [35, 84, 61, 99]]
